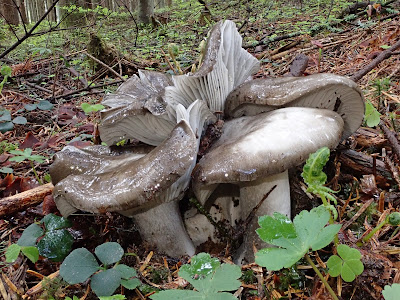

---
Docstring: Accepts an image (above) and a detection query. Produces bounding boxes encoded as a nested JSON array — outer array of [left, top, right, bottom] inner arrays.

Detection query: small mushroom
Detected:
[[225, 73, 365, 138], [100, 70, 176, 146], [165, 20, 260, 113], [191, 107, 345, 263]]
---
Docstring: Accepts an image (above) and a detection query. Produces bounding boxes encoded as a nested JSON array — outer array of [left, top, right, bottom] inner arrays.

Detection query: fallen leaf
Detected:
[[20, 132, 41, 149]]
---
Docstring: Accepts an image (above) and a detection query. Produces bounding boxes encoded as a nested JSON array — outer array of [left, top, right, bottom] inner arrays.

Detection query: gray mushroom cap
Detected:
[[224, 73, 365, 139], [49, 145, 153, 185], [99, 70, 176, 146], [193, 107, 344, 200], [54, 120, 197, 217]]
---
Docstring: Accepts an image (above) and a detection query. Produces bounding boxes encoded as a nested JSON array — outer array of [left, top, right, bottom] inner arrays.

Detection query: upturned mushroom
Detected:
[[165, 20, 260, 113]]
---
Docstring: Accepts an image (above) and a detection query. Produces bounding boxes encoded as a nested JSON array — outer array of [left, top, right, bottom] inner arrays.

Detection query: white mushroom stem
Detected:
[[234, 170, 290, 264], [133, 202, 195, 257]]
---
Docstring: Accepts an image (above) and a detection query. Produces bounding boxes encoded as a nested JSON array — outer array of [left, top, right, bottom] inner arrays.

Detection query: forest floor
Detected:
[[1, 0, 400, 299]]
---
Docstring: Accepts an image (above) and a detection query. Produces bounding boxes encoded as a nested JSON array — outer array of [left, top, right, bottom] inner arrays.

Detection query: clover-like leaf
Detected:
[[383, 283, 400, 300], [12, 116, 27, 125], [81, 103, 105, 114], [42, 213, 72, 231], [95, 242, 124, 266], [37, 229, 74, 262], [326, 244, 364, 282], [0, 121, 14, 133], [5, 244, 21, 263], [0, 167, 13, 173], [17, 223, 44, 247], [21, 246, 39, 263], [91, 269, 122, 297], [255, 206, 341, 271], [60, 248, 100, 284], [37, 100, 54, 111], [364, 100, 381, 127]]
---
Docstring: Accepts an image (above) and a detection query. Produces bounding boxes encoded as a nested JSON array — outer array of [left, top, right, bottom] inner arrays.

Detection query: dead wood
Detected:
[[338, 149, 391, 179], [0, 183, 53, 217], [351, 39, 400, 82]]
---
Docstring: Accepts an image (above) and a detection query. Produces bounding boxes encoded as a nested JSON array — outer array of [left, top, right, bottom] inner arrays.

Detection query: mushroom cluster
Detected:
[[50, 20, 365, 262]]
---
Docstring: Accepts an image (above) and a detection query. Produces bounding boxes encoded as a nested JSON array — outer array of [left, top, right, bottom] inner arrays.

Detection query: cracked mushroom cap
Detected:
[[53, 120, 197, 217], [225, 73, 364, 139], [99, 70, 176, 146], [193, 107, 344, 203], [165, 20, 260, 113]]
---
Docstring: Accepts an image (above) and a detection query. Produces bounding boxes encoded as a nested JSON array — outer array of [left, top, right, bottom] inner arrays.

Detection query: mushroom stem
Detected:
[[234, 170, 291, 264], [133, 201, 196, 257]]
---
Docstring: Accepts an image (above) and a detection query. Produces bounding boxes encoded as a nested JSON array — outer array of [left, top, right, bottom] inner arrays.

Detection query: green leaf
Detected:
[[91, 269, 122, 297], [21, 246, 39, 263], [326, 244, 364, 282], [17, 223, 44, 246], [0, 167, 13, 173], [12, 116, 27, 125], [60, 248, 100, 284], [1, 65, 12, 77], [99, 295, 126, 300], [37, 100, 54, 111], [121, 278, 141, 290], [5, 244, 21, 262], [383, 283, 400, 300], [24, 104, 38, 111], [81, 103, 105, 114], [387, 212, 400, 226], [179, 252, 220, 280], [257, 213, 296, 243], [301, 146, 330, 187], [42, 213, 72, 231], [152, 254, 240, 300], [9, 155, 26, 162], [364, 100, 381, 127], [0, 111, 11, 122], [95, 242, 124, 266], [37, 229, 74, 261], [114, 264, 137, 279], [0, 121, 14, 133], [255, 206, 341, 271]]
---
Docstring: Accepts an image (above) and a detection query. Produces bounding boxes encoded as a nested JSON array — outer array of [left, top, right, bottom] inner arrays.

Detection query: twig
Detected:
[[47, 79, 123, 100], [341, 198, 375, 231], [0, 0, 61, 59], [85, 52, 127, 81], [380, 121, 400, 159], [351, 39, 400, 82]]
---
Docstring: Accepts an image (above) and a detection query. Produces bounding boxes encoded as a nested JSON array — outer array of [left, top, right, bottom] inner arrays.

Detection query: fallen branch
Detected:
[[351, 39, 400, 82], [380, 121, 400, 159], [0, 183, 53, 217]]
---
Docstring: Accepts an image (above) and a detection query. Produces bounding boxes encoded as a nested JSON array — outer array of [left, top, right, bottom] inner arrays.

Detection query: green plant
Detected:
[[60, 242, 140, 297], [0, 64, 12, 94], [364, 100, 381, 127], [0, 109, 27, 133], [255, 205, 341, 300], [81, 102, 105, 114], [5, 214, 73, 263], [150, 252, 241, 300], [358, 212, 400, 246], [326, 244, 364, 282], [382, 283, 400, 300], [301, 147, 338, 220], [9, 148, 46, 184]]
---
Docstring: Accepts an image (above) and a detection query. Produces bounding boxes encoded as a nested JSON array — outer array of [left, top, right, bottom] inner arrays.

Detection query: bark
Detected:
[[1, 0, 20, 25], [139, 0, 153, 24], [17, 0, 29, 23], [46, 0, 57, 22], [0, 183, 54, 217]]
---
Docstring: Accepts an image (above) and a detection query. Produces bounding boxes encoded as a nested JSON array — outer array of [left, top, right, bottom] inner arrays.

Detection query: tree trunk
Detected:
[[46, 0, 57, 22], [139, 0, 153, 24], [166, 0, 172, 6], [1, 0, 20, 25], [17, 0, 29, 24]]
